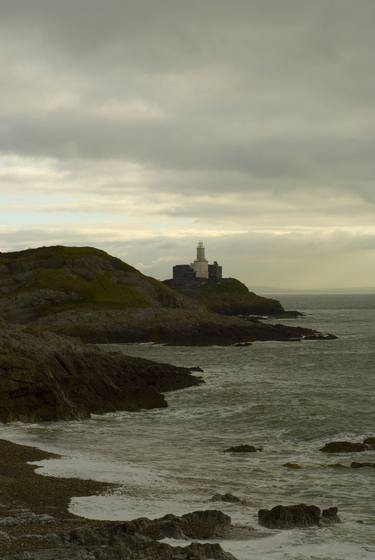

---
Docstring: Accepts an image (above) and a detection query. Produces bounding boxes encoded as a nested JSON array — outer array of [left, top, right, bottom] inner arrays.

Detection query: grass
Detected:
[[7, 269, 151, 310], [0, 245, 181, 315]]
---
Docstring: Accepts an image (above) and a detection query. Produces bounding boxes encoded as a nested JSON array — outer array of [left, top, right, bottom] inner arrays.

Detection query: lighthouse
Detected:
[[192, 241, 209, 279], [171, 241, 222, 283]]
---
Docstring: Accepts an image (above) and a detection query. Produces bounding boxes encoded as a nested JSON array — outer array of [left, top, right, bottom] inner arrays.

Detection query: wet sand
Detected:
[[0, 438, 114, 556]]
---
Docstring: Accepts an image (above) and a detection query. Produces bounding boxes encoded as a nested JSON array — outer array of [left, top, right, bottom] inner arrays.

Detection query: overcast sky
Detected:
[[1, 0, 374, 289]]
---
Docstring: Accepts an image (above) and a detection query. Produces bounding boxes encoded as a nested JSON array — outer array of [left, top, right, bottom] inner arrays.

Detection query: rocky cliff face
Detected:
[[0, 246, 183, 322], [164, 277, 293, 317], [0, 246, 330, 345], [0, 322, 202, 423]]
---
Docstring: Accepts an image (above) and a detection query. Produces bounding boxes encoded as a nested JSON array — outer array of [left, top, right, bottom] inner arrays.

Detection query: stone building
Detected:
[[172, 242, 222, 283]]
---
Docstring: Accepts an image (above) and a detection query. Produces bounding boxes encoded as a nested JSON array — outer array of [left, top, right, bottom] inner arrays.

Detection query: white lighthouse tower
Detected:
[[192, 241, 209, 279]]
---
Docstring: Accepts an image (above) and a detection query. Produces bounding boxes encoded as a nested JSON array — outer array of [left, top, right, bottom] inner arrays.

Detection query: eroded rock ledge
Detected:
[[0, 322, 202, 423], [3, 510, 236, 560]]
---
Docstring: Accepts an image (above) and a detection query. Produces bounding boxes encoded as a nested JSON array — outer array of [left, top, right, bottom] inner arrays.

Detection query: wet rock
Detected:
[[233, 342, 251, 347], [33, 511, 235, 560], [258, 504, 342, 529], [4, 541, 237, 559], [321, 507, 341, 525], [363, 437, 375, 449], [0, 322, 202, 423], [0, 512, 56, 527], [351, 462, 375, 469], [258, 504, 321, 529], [102, 509, 232, 541], [224, 445, 261, 453], [179, 510, 231, 539], [303, 333, 338, 340], [210, 493, 247, 505], [0, 530, 13, 544], [320, 441, 370, 453], [283, 463, 302, 469], [189, 366, 204, 372]]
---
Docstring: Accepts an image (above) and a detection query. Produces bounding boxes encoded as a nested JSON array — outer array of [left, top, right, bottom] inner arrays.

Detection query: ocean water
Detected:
[[2, 294, 375, 559]]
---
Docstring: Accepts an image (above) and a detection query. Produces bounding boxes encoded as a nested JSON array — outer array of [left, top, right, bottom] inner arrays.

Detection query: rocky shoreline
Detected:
[[0, 439, 346, 559], [0, 322, 202, 423], [33, 307, 335, 345], [0, 245, 335, 346], [0, 439, 239, 560]]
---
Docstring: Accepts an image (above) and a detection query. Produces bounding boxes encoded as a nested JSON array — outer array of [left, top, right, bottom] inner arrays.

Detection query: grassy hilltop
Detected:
[[0, 245, 181, 321], [0, 246, 320, 344], [164, 277, 289, 317]]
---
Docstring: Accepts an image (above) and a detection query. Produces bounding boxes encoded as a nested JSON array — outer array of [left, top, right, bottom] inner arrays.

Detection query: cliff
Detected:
[[0, 246, 328, 345], [0, 245, 182, 322], [0, 321, 202, 423], [163, 277, 297, 317]]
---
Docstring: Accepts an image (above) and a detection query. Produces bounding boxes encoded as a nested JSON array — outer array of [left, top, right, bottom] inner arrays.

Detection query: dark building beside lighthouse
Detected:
[[172, 242, 222, 284]]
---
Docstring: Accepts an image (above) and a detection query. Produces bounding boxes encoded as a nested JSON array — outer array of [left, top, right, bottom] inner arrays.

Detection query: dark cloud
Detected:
[[0, 0, 374, 287]]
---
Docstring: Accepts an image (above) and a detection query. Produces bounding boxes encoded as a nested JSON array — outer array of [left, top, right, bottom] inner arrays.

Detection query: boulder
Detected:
[[259, 504, 321, 529], [180, 510, 231, 539], [127, 509, 232, 540], [320, 441, 369, 453], [258, 504, 341, 529], [351, 462, 375, 469], [210, 493, 247, 505], [224, 445, 260, 453], [363, 437, 375, 449], [321, 507, 341, 525]]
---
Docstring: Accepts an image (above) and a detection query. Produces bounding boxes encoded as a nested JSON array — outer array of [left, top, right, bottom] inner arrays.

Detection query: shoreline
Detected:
[[0, 438, 238, 560], [0, 438, 114, 556]]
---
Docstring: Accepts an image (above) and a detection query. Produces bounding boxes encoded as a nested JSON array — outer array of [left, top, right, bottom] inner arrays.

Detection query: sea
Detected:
[[1, 293, 375, 560]]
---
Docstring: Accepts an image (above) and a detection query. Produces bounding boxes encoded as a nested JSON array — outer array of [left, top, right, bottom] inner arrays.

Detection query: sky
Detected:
[[1, 0, 375, 290]]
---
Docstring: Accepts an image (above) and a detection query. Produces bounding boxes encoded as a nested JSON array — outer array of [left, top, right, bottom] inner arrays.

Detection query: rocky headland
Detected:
[[164, 276, 301, 318], [0, 245, 333, 345], [0, 321, 202, 423], [0, 245, 341, 559]]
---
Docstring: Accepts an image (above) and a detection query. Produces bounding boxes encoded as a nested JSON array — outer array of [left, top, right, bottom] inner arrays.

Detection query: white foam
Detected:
[[30, 456, 162, 487]]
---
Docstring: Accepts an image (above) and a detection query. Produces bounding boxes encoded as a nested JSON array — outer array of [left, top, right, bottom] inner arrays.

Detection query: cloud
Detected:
[[0, 0, 375, 287]]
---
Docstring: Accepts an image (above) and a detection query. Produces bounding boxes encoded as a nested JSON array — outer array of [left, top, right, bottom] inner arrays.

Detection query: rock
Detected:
[[224, 445, 260, 453], [210, 493, 247, 505], [258, 504, 321, 529], [321, 507, 341, 525], [303, 333, 338, 340], [39, 511, 235, 560], [0, 512, 56, 526], [163, 276, 287, 317], [0, 245, 332, 346], [189, 366, 204, 372], [0, 322, 202, 423], [233, 342, 251, 347], [283, 463, 302, 469], [363, 437, 375, 449], [179, 510, 231, 539], [351, 462, 375, 469], [3, 541, 236, 559], [258, 504, 341, 529], [115, 509, 232, 541], [320, 441, 370, 453]]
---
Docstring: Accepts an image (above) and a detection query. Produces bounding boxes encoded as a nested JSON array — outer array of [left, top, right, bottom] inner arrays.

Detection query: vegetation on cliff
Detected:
[[0, 246, 328, 345], [0, 245, 182, 321], [164, 277, 288, 316]]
